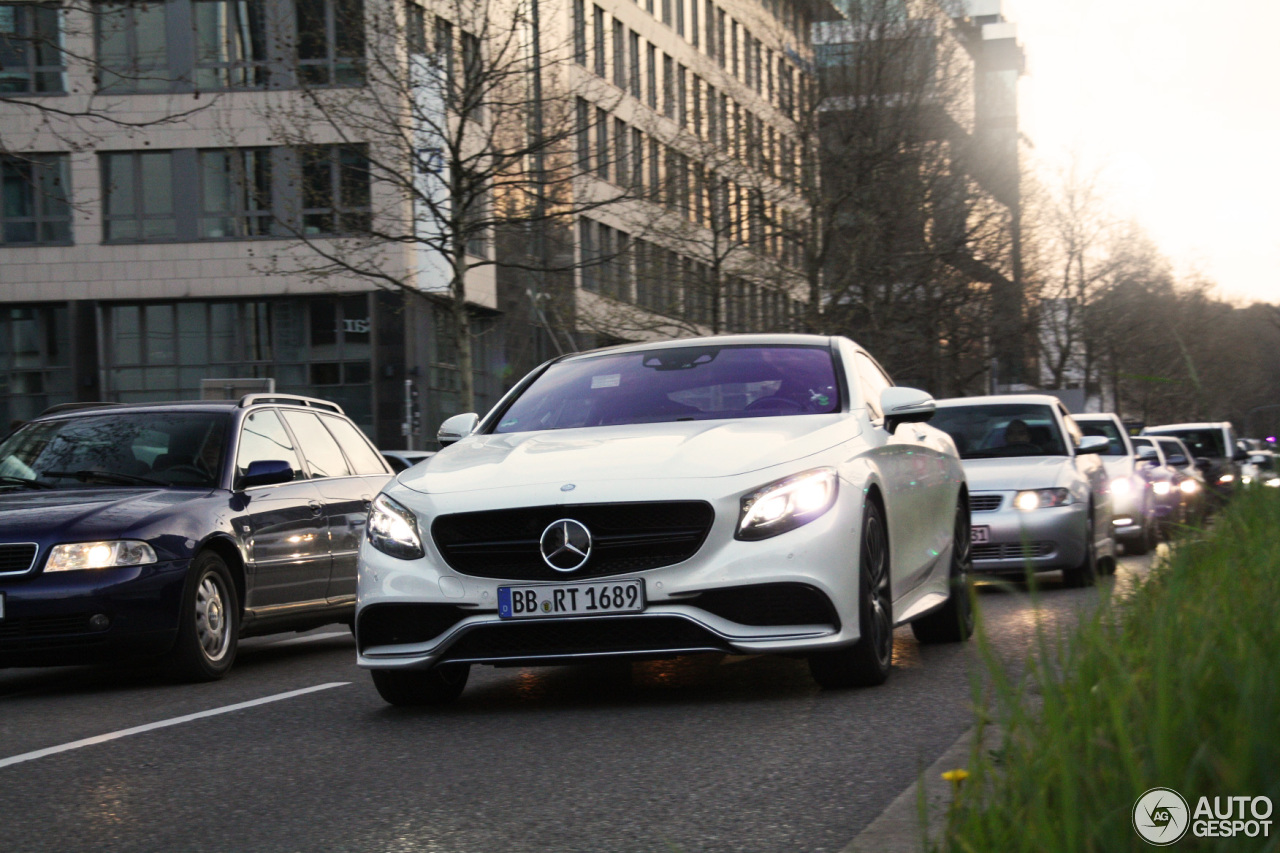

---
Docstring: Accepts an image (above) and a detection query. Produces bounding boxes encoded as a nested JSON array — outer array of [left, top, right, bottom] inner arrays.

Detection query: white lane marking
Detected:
[[263, 630, 351, 647], [0, 682, 350, 771]]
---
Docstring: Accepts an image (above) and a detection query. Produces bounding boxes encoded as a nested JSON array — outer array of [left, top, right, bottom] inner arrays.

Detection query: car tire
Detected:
[[809, 499, 893, 689], [911, 498, 975, 644], [165, 550, 239, 682], [1062, 508, 1098, 588], [372, 664, 471, 706]]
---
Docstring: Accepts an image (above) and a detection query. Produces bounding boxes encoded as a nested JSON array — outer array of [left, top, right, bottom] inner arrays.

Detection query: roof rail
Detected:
[[238, 394, 345, 414], [38, 402, 128, 417]]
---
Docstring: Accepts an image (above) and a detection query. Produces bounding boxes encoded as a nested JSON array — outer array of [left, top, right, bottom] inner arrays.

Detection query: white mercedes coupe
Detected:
[[355, 335, 973, 706]]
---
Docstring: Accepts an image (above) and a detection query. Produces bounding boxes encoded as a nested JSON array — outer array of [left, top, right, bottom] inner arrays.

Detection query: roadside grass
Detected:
[[939, 489, 1280, 852]]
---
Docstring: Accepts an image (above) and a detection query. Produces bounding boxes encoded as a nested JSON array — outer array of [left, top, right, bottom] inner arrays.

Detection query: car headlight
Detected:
[[1217, 473, 1235, 484], [1013, 488, 1073, 510], [1151, 481, 1172, 496], [367, 494, 424, 559], [1109, 477, 1132, 497], [1265, 477, 1280, 488], [1180, 479, 1199, 494], [737, 468, 838, 541], [45, 540, 157, 572]]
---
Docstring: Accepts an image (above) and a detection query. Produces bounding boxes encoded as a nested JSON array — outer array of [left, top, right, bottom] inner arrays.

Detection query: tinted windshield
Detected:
[[1076, 419, 1128, 456], [929, 403, 1068, 459], [493, 345, 841, 434], [0, 412, 228, 488], [1149, 428, 1225, 458]]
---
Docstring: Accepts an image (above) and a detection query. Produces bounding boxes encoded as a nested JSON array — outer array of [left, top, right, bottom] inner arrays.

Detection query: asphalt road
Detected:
[[0, 553, 1152, 853]]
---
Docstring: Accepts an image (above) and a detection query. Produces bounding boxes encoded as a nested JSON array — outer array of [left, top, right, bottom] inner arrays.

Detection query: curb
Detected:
[[840, 727, 976, 853]]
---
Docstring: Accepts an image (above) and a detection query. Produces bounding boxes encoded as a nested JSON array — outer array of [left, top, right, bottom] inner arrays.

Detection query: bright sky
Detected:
[[1001, 0, 1280, 306]]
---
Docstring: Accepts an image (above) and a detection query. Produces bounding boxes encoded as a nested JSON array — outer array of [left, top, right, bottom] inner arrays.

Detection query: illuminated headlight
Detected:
[[45, 540, 157, 572], [1152, 481, 1172, 496], [1109, 477, 1132, 497], [1242, 475, 1253, 484], [1217, 473, 1235, 484], [367, 494, 424, 559], [1265, 477, 1280, 488], [737, 468, 838, 541], [1180, 479, 1199, 494], [1013, 488, 1073, 510]]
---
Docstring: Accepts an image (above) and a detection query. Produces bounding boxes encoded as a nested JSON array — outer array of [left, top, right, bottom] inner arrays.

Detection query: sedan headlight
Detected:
[[45, 540, 157, 572], [1217, 473, 1235, 484], [737, 468, 838, 541], [1151, 481, 1172, 496], [367, 494, 424, 560], [1180, 479, 1199, 494], [1109, 477, 1133, 498], [1013, 488, 1073, 510]]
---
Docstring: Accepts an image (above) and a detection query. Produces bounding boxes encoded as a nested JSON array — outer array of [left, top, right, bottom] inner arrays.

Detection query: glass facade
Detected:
[[0, 305, 73, 429]]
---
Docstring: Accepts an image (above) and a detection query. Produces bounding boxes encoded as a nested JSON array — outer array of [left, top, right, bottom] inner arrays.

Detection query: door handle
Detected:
[[308, 500, 324, 517]]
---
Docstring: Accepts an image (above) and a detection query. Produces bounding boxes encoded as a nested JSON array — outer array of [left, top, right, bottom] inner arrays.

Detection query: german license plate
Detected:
[[971, 525, 991, 544], [498, 579, 645, 620]]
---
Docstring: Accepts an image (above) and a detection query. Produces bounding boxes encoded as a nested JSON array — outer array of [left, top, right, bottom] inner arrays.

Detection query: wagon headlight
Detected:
[[367, 494, 424, 559], [1109, 477, 1132, 497], [1013, 488, 1073, 510], [737, 468, 838, 541], [45, 540, 157, 572], [1151, 481, 1172, 496], [1180, 479, 1199, 495]]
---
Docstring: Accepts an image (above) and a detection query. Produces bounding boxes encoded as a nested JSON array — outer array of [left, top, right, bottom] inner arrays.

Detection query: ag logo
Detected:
[[1134, 787, 1191, 845]]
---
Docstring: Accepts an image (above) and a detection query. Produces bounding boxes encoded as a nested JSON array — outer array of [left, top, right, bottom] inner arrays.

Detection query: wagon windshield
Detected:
[[929, 404, 1068, 459]]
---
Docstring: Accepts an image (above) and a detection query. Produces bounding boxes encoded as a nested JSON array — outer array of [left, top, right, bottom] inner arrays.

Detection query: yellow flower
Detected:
[[941, 769, 970, 785]]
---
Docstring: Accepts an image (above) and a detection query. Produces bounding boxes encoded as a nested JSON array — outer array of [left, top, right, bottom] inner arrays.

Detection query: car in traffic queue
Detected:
[[381, 449, 435, 473], [1128, 436, 1193, 534], [1074, 413, 1160, 555], [928, 395, 1114, 587], [1141, 422, 1245, 506], [355, 335, 975, 706], [1239, 441, 1280, 488], [0, 395, 392, 680], [1149, 435, 1209, 525]]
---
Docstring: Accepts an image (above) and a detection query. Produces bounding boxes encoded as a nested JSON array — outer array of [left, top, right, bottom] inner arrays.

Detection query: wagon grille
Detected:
[[431, 502, 715, 581], [972, 542, 1055, 560], [0, 543, 38, 575]]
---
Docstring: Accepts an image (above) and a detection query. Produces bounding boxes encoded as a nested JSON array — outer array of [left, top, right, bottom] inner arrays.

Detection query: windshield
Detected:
[[0, 412, 228, 488], [1149, 428, 1225, 459], [929, 403, 1068, 459], [492, 345, 841, 434], [1076, 419, 1128, 456]]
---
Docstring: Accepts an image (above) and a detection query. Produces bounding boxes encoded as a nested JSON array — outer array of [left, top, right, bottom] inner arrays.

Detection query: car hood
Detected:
[[0, 487, 205, 539], [960, 456, 1073, 492], [401, 416, 856, 495]]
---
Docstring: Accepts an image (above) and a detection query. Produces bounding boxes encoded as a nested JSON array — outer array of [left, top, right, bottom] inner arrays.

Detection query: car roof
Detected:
[[1072, 413, 1121, 421], [33, 394, 345, 423], [1144, 422, 1230, 432], [554, 334, 842, 363], [933, 394, 1066, 408]]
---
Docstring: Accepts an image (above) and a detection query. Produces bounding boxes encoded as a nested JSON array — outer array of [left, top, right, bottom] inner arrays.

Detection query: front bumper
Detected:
[[355, 477, 869, 671], [0, 559, 190, 667], [968, 493, 1087, 574]]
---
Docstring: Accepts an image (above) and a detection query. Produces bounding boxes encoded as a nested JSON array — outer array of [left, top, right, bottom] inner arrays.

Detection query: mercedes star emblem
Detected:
[[540, 518, 592, 572]]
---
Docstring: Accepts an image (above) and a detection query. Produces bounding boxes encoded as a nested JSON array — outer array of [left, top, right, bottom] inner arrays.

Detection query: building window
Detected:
[[405, 2, 426, 56], [611, 17, 624, 89], [296, 0, 364, 86], [102, 150, 178, 242], [689, 0, 697, 47], [579, 218, 597, 292], [592, 4, 604, 78], [614, 117, 628, 187], [645, 43, 656, 109], [0, 153, 71, 246], [628, 29, 640, 98], [199, 148, 273, 238], [595, 107, 609, 180], [0, 305, 72, 426], [572, 0, 585, 65], [662, 53, 674, 118], [301, 144, 371, 235], [434, 16, 453, 88], [193, 0, 271, 89], [97, 1, 172, 92], [0, 3, 64, 94], [576, 97, 590, 171], [460, 29, 481, 114], [675, 0, 683, 37]]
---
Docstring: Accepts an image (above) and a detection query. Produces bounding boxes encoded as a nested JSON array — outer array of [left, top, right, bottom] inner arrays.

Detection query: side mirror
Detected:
[[1165, 453, 1188, 467], [238, 459, 294, 490], [1076, 435, 1109, 454], [1135, 446, 1158, 461], [1195, 457, 1213, 471], [438, 412, 479, 448], [880, 387, 936, 433]]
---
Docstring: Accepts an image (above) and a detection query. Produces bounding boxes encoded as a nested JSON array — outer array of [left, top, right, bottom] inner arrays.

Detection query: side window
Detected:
[[853, 352, 891, 420], [1062, 410, 1084, 448], [282, 410, 352, 479], [320, 415, 387, 475], [237, 410, 304, 481]]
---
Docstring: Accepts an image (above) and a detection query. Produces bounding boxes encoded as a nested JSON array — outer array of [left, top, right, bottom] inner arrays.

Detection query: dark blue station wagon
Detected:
[[0, 395, 392, 680]]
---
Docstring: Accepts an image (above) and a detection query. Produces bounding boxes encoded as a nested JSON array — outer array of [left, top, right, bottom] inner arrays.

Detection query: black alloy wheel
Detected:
[[809, 499, 893, 689]]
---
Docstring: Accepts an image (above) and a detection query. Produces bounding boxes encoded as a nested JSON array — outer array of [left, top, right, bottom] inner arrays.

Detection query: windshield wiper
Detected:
[[43, 470, 166, 487], [0, 475, 55, 490]]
